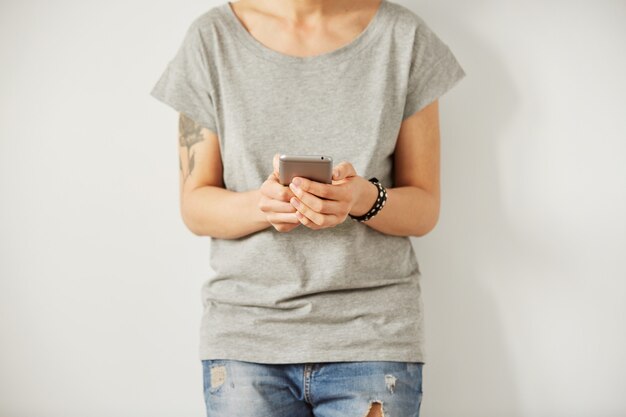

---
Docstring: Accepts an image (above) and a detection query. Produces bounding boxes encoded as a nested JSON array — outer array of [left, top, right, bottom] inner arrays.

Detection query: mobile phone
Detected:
[[278, 154, 333, 186]]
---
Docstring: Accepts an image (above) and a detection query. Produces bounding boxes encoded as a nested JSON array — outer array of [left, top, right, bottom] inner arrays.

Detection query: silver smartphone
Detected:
[[278, 154, 333, 186]]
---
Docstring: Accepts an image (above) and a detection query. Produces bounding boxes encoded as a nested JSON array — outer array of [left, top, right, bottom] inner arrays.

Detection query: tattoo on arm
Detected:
[[178, 113, 205, 183]]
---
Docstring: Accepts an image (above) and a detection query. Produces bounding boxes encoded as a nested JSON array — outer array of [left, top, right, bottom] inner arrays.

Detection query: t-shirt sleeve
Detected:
[[150, 20, 218, 134], [402, 21, 466, 121]]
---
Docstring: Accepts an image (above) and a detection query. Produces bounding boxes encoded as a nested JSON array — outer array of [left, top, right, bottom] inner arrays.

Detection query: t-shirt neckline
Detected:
[[220, 0, 388, 68]]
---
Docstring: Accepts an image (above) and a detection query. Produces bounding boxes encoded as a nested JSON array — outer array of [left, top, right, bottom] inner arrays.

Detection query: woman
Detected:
[[150, 0, 465, 415]]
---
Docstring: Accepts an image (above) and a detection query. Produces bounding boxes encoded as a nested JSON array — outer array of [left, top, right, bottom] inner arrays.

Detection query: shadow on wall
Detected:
[[407, 3, 529, 416]]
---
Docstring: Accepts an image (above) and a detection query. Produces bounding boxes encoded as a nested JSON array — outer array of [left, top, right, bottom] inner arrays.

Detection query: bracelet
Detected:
[[348, 177, 387, 222]]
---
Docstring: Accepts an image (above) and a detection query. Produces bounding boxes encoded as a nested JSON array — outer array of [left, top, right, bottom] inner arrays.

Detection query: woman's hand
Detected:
[[288, 161, 378, 230], [258, 154, 301, 232]]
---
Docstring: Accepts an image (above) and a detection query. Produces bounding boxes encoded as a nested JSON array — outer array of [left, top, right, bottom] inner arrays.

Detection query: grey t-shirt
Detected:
[[150, 0, 465, 364]]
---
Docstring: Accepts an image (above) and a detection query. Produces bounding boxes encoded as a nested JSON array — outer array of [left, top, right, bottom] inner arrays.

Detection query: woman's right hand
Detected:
[[258, 153, 300, 232]]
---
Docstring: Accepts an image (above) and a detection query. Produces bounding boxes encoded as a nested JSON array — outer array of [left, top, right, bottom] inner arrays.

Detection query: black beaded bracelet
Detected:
[[349, 177, 387, 222]]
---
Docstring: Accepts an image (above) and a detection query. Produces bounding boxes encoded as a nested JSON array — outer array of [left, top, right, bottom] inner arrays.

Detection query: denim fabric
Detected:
[[202, 359, 424, 417]]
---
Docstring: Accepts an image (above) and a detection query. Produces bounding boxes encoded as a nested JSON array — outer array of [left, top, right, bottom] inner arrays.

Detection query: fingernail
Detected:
[[292, 177, 301, 186]]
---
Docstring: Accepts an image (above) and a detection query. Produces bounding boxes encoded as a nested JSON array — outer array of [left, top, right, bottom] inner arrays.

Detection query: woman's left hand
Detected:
[[288, 161, 376, 230]]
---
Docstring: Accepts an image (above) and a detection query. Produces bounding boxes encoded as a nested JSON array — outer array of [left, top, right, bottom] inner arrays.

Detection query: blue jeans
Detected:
[[202, 359, 424, 417]]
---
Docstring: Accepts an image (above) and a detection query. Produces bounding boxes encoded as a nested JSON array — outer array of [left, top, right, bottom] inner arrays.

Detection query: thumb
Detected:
[[333, 164, 346, 181], [273, 153, 280, 174], [332, 162, 356, 181]]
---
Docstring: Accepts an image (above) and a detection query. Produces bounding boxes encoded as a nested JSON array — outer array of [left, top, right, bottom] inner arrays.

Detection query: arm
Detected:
[[178, 113, 271, 239], [358, 100, 441, 237]]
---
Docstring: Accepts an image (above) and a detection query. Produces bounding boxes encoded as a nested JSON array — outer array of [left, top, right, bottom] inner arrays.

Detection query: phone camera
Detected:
[[321, 156, 324, 160]]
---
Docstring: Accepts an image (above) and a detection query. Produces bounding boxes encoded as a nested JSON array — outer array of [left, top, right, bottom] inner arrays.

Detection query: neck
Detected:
[[252, 0, 357, 24]]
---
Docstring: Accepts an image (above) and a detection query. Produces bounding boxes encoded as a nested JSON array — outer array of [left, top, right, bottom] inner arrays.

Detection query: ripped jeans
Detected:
[[202, 359, 424, 417]]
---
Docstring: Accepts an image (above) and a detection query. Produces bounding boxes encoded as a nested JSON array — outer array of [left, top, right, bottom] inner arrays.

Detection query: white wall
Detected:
[[1, 0, 624, 416]]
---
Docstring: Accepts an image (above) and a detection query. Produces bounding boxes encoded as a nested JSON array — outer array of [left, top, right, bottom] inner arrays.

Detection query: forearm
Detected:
[[181, 186, 271, 239], [350, 179, 439, 237]]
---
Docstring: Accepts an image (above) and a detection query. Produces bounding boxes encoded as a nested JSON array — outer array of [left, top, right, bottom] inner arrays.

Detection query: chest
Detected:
[[210, 44, 410, 191]]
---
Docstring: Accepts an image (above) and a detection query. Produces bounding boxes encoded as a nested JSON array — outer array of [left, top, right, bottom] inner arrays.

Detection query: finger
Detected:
[[273, 222, 301, 233], [332, 161, 357, 181], [289, 183, 343, 215], [275, 222, 300, 232], [268, 171, 280, 182], [293, 206, 337, 230], [273, 153, 280, 175], [290, 196, 340, 227], [261, 199, 298, 213], [294, 210, 319, 229], [267, 175, 296, 202], [267, 212, 300, 224], [294, 210, 321, 229], [290, 176, 338, 201]]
